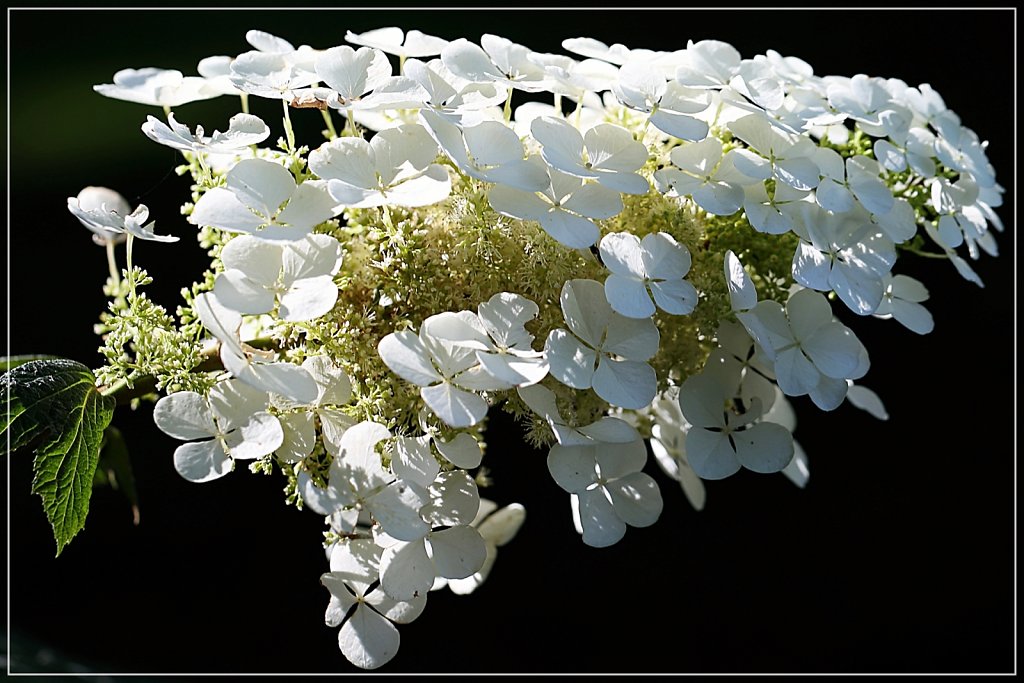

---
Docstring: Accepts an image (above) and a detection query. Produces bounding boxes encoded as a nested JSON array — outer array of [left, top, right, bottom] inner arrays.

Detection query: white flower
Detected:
[[677, 361, 794, 480], [545, 279, 660, 410], [741, 181, 810, 235], [419, 109, 548, 192], [193, 292, 318, 403], [736, 288, 869, 410], [272, 355, 356, 464], [214, 233, 342, 322], [488, 158, 622, 249], [378, 471, 488, 600], [153, 379, 283, 483], [826, 74, 910, 138], [67, 191, 178, 243], [613, 60, 711, 141], [440, 499, 526, 595], [378, 312, 511, 428], [321, 538, 427, 670], [872, 274, 934, 335], [308, 123, 450, 208], [66, 186, 129, 245], [403, 57, 509, 125], [654, 137, 756, 216], [599, 231, 698, 318], [547, 436, 663, 548], [315, 45, 427, 112], [345, 27, 448, 59], [301, 421, 432, 542], [517, 384, 640, 447], [813, 150, 895, 216], [426, 292, 549, 388], [845, 382, 890, 421], [229, 51, 318, 100], [530, 116, 650, 195], [528, 53, 619, 103], [675, 39, 741, 90], [789, 204, 896, 315], [141, 112, 269, 156], [93, 67, 220, 107], [441, 34, 551, 93], [561, 37, 637, 65], [727, 114, 821, 191], [188, 158, 337, 242]]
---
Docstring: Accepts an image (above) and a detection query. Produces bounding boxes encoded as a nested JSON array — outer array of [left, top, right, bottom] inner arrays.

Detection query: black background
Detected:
[[6, 8, 1015, 674]]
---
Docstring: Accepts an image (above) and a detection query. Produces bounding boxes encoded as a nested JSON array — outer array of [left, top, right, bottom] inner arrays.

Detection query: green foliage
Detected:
[[2, 359, 116, 555]]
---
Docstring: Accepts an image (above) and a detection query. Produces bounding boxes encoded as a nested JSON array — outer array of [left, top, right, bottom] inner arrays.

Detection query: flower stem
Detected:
[[282, 99, 296, 152], [106, 241, 120, 288], [503, 89, 513, 124], [321, 108, 338, 140], [240, 93, 250, 115], [125, 235, 136, 300]]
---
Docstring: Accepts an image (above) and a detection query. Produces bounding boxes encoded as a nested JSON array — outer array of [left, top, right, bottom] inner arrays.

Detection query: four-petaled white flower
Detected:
[[488, 158, 622, 249], [426, 292, 549, 388], [188, 158, 337, 242], [94, 67, 220, 107], [321, 538, 427, 670], [441, 34, 551, 93], [517, 384, 641, 447], [153, 378, 283, 483], [308, 123, 450, 208], [545, 279, 660, 410], [193, 292, 318, 403], [872, 274, 934, 335], [736, 288, 869, 411], [612, 60, 711, 141], [599, 231, 698, 318], [213, 233, 343, 322], [378, 470, 488, 601], [419, 109, 548, 191], [315, 45, 427, 113], [654, 137, 755, 216], [272, 355, 356, 463], [677, 360, 794, 480], [378, 312, 511, 428], [531, 116, 650, 195], [547, 436, 663, 548], [141, 112, 270, 156], [68, 190, 178, 243], [647, 388, 707, 511]]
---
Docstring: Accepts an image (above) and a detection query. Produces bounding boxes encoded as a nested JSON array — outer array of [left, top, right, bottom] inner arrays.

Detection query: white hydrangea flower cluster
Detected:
[[73, 26, 1003, 670]]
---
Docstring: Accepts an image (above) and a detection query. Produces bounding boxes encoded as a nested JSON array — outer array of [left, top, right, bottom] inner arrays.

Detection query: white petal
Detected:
[[560, 279, 611, 348], [475, 353, 549, 387], [538, 207, 601, 249], [188, 187, 265, 233], [604, 274, 655, 319], [424, 470, 480, 527], [173, 440, 232, 483], [153, 391, 215, 440], [781, 443, 810, 489], [279, 276, 339, 322], [650, 278, 698, 315], [575, 488, 626, 548], [733, 422, 794, 473], [429, 526, 487, 579], [214, 270, 275, 315], [599, 232, 644, 277], [230, 412, 284, 460], [544, 329, 597, 390], [547, 444, 597, 493], [602, 315, 660, 360], [384, 166, 451, 207], [802, 323, 864, 379], [420, 382, 488, 428], [592, 357, 657, 409], [724, 250, 757, 312], [684, 428, 741, 480], [846, 384, 889, 420], [606, 472, 663, 527], [576, 417, 640, 444], [890, 299, 934, 335], [380, 540, 433, 601], [275, 182, 338, 234], [371, 483, 431, 542], [393, 436, 440, 487], [337, 604, 401, 670], [378, 331, 442, 386], [792, 241, 832, 292], [435, 433, 484, 469]]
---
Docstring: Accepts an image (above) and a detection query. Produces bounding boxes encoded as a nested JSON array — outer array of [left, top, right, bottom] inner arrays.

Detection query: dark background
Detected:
[[6, 8, 1015, 674]]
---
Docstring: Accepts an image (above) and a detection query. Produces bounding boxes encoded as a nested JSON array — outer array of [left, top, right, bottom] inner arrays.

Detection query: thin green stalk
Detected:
[[106, 241, 120, 288]]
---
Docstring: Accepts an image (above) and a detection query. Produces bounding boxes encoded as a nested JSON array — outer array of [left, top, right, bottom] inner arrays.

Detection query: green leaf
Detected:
[[96, 425, 140, 526], [2, 359, 116, 555], [2, 354, 59, 371]]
